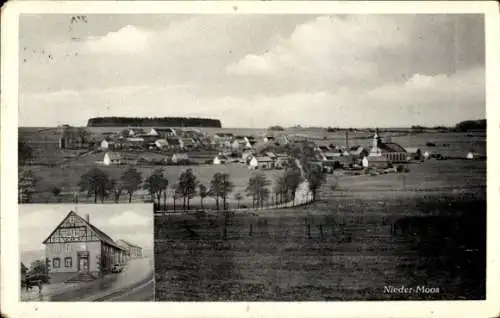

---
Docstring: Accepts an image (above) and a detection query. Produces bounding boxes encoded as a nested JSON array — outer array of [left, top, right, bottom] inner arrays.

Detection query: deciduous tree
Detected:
[[120, 168, 142, 203], [143, 169, 169, 205], [78, 168, 111, 203], [198, 184, 208, 209], [178, 169, 198, 210]]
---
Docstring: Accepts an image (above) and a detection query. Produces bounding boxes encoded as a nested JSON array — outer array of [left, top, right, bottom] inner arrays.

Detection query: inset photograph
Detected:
[[19, 204, 154, 301]]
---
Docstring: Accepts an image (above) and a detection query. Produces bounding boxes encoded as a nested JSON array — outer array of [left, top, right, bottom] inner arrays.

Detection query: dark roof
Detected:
[[254, 156, 274, 162], [379, 142, 407, 153], [130, 128, 146, 133], [181, 138, 195, 145], [154, 128, 175, 133], [43, 211, 125, 251], [166, 137, 181, 145]]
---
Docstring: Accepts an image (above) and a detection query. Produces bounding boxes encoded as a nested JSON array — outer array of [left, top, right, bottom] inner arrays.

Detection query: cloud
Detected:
[[84, 25, 152, 55], [19, 64, 484, 128], [226, 15, 409, 79], [106, 210, 152, 227]]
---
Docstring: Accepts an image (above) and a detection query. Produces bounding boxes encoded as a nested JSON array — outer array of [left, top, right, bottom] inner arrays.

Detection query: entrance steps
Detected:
[[65, 272, 97, 283]]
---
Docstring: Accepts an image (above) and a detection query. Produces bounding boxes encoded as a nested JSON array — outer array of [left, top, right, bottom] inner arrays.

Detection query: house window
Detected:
[[54, 245, 61, 253], [53, 258, 61, 268], [66, 243, 71, 253], [64, 257, 73, 268]]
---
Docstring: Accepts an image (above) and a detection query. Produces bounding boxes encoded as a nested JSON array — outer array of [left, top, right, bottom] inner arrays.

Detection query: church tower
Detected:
[[370, 128, 382, 156]]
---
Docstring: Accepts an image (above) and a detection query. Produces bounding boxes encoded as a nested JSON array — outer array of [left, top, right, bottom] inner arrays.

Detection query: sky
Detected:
[[19, 204, 154, 256], [18, 14, 485, 128]]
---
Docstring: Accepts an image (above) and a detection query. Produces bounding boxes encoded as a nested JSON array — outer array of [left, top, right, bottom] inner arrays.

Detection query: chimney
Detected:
[[85, 214, 90, 223]]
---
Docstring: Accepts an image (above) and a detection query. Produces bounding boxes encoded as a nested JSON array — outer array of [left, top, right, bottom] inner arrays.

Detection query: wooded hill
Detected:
[[87, 117, 222, 128]]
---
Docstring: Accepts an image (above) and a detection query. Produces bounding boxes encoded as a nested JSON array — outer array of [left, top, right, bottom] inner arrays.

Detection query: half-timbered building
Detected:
[[42, 211, 127, 281]]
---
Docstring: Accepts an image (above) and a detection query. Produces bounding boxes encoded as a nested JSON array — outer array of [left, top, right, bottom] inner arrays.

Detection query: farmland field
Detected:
[[154, 159, 486, 301], [19, 126, 487, 299]]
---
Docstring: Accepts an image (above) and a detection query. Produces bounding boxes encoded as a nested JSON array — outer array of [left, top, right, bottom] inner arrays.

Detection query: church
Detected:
[[363, 129, 408, 168], [43, 211, 128, 282]]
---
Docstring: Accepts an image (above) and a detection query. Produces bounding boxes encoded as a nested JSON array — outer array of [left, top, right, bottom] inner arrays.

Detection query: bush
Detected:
[[396, 165, 405, 173]]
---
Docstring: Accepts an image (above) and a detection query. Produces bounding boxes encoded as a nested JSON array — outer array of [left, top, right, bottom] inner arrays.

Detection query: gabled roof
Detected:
[[43, 211, 125, 251], [181, 138, 195, 145], [214, 132, 233, 137], [172, 153, 189, 158], [155, 139, 169, 146], [129, 128, 146, 134], [253, 156, 274, 162], [405, 147, 421, 153]]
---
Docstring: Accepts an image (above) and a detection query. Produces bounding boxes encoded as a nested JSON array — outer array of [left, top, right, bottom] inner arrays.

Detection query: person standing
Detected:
[[37, 280, 43, 295]]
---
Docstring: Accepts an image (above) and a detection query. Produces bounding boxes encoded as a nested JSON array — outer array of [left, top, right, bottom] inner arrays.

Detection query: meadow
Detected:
[[21, 161, 284, 204], [19, 127, 487, 299]]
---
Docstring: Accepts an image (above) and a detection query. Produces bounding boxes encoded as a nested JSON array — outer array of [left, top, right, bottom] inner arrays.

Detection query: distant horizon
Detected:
[[18, 117, 486, 130]]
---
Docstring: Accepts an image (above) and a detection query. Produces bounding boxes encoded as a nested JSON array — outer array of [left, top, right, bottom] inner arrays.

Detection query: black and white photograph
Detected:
[[19, 204, 154, 301], [1, 1, 499, 317], [17, 12, 487, 301]]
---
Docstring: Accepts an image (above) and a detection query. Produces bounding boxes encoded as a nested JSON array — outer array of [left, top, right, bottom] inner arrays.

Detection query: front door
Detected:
[[79, 257, 89, 272]]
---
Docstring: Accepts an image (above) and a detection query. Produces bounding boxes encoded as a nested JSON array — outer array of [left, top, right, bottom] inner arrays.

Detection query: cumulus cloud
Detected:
[[85, 25, 152, 55], [226, 15, 409, 78], [19, 14, 485, 128], [106, 210, 152, 227]]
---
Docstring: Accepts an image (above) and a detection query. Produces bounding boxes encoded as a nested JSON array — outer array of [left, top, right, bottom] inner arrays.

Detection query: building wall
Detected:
[[130, 247, 142, 258], [382, 152, 407, 163], [101, 243, 127, 270], [45, 241, 101, 274]]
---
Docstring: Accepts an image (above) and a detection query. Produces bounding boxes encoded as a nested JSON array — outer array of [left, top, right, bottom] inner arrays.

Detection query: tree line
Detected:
[[86, 117, 222, 128], [18, 141, 328, 206]]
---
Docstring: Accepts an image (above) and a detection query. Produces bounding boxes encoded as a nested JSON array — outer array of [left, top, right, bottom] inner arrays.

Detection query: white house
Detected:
[[423, 151, 431, 160], [172, 153, 189, 163], [249, 156, 274, 170], [240, 150, 255, 164], [128, 128, 146, 136], [180, 138, 196, 150], [213, 154, 228, 165], [232, 138, 252, 151], [154, 139, 169, 150], [466, 151, 479, 160], [405, 147, 423, 161], [362, 156, 369, 168], [103, 152, 122, 166], [100, 139, 116, 150]]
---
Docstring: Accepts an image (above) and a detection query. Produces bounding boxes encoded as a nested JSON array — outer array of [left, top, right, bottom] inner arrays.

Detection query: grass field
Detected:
[[154, 159, 486, 301], [21, 162, 283, 204]]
